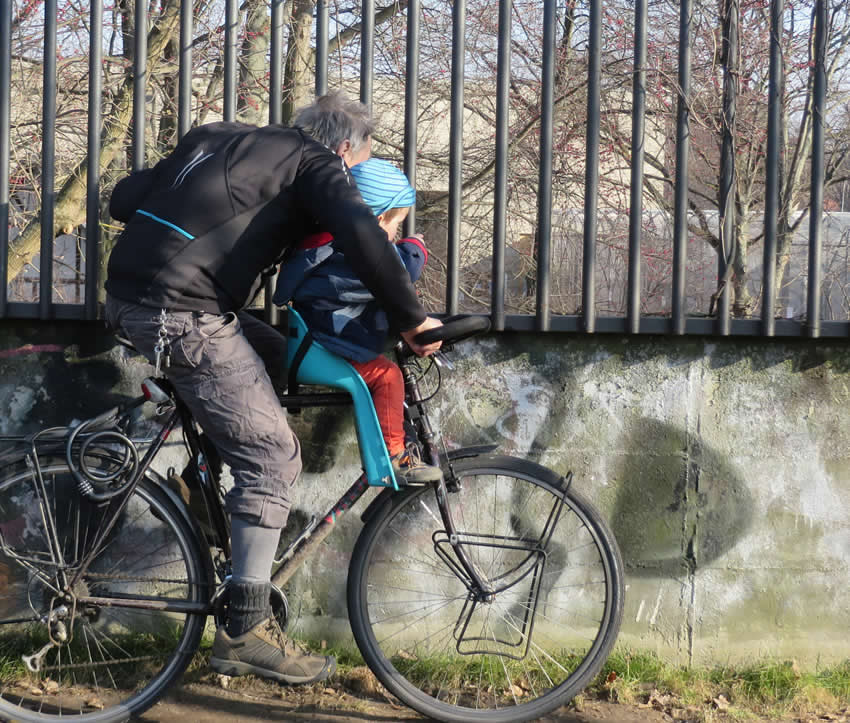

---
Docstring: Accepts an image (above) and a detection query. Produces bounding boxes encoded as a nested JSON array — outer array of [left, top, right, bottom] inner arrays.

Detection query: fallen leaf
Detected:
[[713, 693, 730, 710], [85, 697, 104, 710], [645, 689, 672, 709]]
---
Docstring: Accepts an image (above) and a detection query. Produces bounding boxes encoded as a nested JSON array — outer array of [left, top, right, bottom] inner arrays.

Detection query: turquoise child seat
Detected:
[[285, 307, 398, 490]]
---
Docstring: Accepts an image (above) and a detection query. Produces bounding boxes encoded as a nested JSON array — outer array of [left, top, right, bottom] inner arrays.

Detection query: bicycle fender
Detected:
[[147, 468, 210, 540], [359, 444, 499, 525], [444, 443, 499, 460], [360, 491, 393, 526]]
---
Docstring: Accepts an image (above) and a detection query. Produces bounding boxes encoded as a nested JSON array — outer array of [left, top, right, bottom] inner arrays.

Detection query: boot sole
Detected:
[[394, 470, 444, 485], [209, 655, 336, 685]]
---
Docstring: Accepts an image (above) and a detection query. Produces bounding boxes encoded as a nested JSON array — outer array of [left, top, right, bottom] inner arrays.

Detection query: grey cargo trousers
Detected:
[[106, 295, 301, 529]]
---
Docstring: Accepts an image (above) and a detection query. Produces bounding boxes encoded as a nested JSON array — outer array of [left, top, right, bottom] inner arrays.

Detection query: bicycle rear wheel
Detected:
[[0, 459, 212, 722], [347, 454, 624, 723]]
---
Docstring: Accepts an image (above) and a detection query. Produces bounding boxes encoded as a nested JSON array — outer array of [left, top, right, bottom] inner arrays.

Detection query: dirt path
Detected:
[[135, 665, 843, 723], [135, 679, 690, 723]]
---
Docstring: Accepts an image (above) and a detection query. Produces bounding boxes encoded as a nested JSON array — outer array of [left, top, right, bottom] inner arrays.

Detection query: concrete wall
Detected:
[[2, 319, 849, 666]]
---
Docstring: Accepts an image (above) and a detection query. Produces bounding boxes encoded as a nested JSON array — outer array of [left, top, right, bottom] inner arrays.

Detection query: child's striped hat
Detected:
[[350, 158, 416, 216]]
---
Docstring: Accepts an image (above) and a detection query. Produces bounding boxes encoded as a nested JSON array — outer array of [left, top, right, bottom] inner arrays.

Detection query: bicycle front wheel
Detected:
[[347, 454, 624, 723], [0, 460, 212, 722]]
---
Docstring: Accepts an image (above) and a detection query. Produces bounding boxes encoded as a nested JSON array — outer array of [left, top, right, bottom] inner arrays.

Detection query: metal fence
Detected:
[[0, 0, 843, 337]]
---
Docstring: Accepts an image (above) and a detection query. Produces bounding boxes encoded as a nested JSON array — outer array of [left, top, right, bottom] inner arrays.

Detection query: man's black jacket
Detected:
[[105, 122, 425, 331]]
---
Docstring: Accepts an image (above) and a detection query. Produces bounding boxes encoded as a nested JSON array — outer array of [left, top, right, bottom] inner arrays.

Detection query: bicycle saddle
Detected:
[[285, 307, 398, 490]]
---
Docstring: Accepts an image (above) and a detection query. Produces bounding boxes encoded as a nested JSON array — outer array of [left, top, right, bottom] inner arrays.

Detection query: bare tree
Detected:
[[5, 0, 407, 301], [8, 0, 850, 321], [599, 0, 850, 319]]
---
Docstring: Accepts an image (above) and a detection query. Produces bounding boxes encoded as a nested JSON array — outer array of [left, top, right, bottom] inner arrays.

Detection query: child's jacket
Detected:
[[273, 232, 427, 362]]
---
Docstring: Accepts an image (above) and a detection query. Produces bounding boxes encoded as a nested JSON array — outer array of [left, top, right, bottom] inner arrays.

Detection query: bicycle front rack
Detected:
[[432, 473, 572, 660]]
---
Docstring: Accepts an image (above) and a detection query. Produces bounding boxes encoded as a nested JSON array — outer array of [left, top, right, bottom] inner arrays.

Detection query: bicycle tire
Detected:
[[0, 459, 212, 722], [347, 454, 624, 723]]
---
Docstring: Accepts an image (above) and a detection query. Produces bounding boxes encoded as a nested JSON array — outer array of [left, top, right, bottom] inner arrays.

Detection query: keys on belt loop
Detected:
[[153, 308, 171, 376]]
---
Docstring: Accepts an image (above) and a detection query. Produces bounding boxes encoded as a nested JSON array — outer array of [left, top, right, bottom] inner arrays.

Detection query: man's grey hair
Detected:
[[293, 90, 375, 152]]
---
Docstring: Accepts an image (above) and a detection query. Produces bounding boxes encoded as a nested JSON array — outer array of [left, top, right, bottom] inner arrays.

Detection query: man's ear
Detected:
[[334, 139, 351, 158]]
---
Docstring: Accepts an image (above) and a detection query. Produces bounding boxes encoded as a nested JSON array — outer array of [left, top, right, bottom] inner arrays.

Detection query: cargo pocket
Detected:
[[194, 365, 285, 446], [179, 311, 240, 369]]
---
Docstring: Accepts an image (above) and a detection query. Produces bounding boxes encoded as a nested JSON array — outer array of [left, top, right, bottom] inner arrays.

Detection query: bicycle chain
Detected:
[[38, 654, 161, 672], [83, 571, 210, 586]]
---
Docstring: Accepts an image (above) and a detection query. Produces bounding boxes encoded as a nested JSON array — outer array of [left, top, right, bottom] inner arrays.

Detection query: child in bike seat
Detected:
[[274, 158, 442, 485]]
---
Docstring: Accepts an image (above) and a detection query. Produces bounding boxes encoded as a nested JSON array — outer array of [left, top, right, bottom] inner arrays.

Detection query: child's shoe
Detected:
[[391, 446, 443, 485]]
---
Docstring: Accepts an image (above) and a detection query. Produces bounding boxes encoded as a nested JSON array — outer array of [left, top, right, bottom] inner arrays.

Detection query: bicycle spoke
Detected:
[[82, 625, 100, 692], [373, 597, 463, 642], [352, 456, 624, 721], [0, 463, 208, 720]]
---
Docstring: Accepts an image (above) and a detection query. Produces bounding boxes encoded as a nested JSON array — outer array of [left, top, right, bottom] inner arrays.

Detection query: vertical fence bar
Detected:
[[178, 0, 193, 139], [316, 0, 329, 96], [361, 0, 375, 109], [224, 0, 238, 121], [266, 0, 285, 326], [0, 0, 10, 317], [39, 0, 57, 318], [671, 0, 691, 334], [403, 0, 420, 236], [807, 0, 827, 338], [535, 0, 555, 331], [761, 0, 784, 335], [85, 0, 103, 319], [270, 0, 283, 121], [446, 0, 466, 314], [491, 0, 511, 331], [716, 0, 737, 335], [626, 0, 648, 334], [582, 0, 602, 333], [132, 0, 147, 170]]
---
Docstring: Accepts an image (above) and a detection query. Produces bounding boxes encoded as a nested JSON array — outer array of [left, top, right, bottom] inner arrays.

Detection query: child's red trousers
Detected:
[[350, 356, 406, 456]]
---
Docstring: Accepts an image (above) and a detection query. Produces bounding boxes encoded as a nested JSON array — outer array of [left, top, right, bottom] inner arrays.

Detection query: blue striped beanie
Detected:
[[350, 158, 416, 217]]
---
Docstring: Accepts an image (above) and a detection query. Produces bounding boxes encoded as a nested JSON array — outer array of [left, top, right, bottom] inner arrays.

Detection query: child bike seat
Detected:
[[285, 307, 398, 490]]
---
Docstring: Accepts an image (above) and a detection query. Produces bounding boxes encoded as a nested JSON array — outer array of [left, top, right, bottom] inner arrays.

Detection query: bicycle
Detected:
[[0, 310, 624, 723]]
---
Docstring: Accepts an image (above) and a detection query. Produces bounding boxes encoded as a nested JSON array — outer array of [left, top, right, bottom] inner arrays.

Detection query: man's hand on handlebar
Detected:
[[402, 316, 443, 357]]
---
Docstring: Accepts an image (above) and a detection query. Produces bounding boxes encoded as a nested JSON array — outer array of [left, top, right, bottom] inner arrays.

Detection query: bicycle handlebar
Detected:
[[413, 315, 491, 346]]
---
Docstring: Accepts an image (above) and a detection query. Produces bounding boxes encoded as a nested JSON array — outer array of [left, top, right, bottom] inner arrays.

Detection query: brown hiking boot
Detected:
[[209, 617, 335, 685]]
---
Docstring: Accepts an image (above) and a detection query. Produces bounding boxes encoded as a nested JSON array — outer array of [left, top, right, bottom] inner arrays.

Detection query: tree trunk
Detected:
[[282, 0, 316, 125], [6, 2, 182, 282], [732, 216, 752, 316], [157, 37, 179, 150], [238, 0, 273, 125]]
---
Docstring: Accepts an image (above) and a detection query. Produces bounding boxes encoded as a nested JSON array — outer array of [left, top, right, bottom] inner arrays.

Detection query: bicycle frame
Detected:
[[0, 339, 500, 620], [269, 342, 497, 596]]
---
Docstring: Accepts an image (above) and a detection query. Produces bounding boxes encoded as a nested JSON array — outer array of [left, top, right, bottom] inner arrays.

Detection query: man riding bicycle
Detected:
[[104, 92, 442, 685]]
